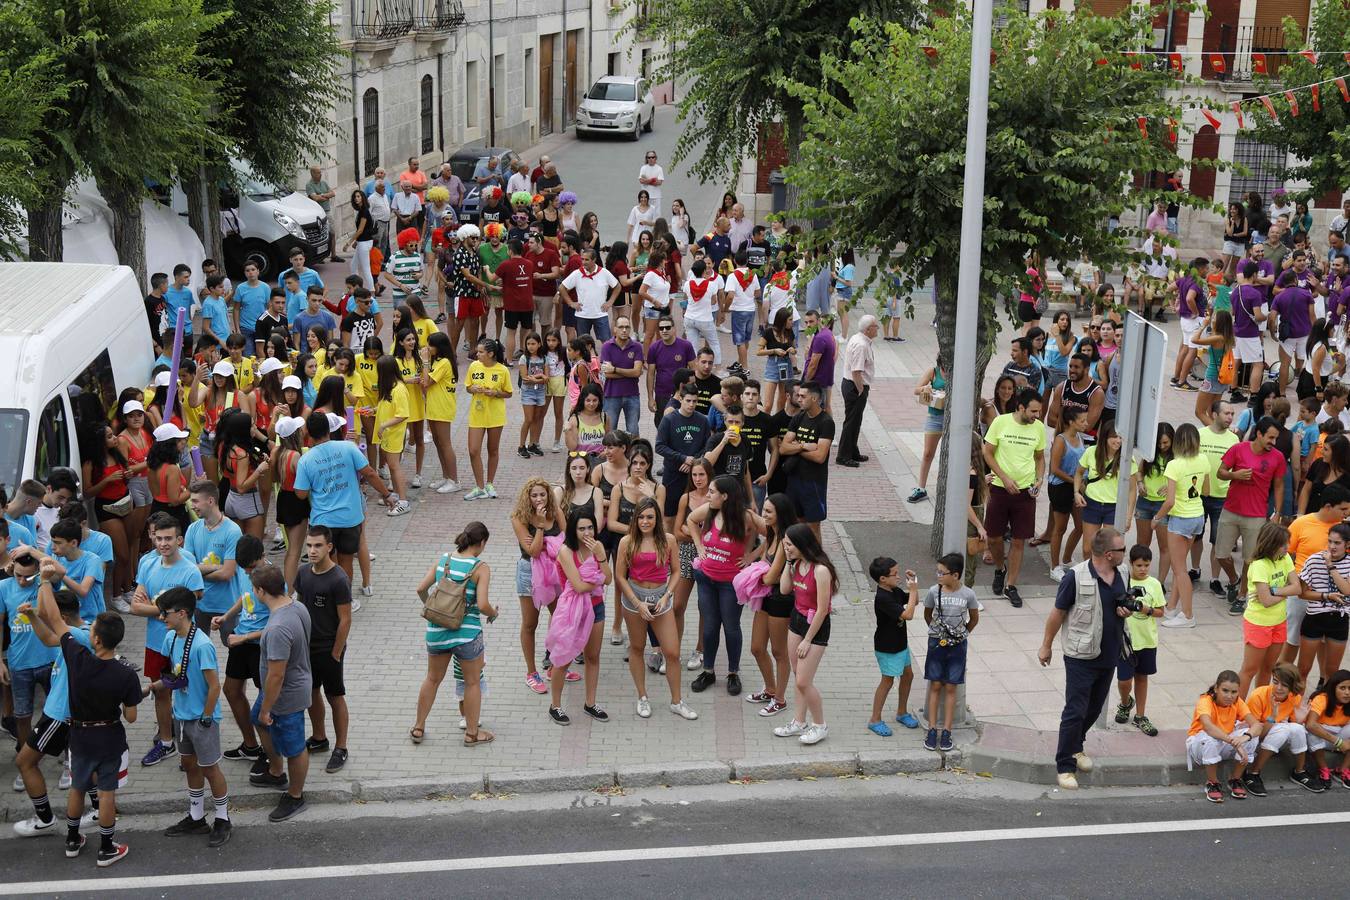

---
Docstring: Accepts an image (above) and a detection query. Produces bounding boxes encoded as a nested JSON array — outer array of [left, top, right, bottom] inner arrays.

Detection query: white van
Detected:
[[0, 263, 154, 496]]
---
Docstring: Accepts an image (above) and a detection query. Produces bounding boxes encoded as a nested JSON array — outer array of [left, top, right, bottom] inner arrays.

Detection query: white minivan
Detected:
[[0, 263, 154, 495]]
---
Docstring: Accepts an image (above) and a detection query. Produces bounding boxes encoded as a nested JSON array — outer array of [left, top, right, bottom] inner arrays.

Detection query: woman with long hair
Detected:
[[1300, 317, 1339, 401], [271, 418, 310, 587], [374, 355, 412, 516], [712, 192, 737, 229], [1042, 310, 1076, 399], [1239, 523, 1302, 696], [543, 328, 568, 452], [772, 522, 839, 745], [355, 335, 384, 468], [1134, 422, 1175, 581], [1305, 669, 1350, 787], [1222, 200, 1250, 279], [565, 336, 596, 412], [345, 188, 376, 290], [1154, 423, 1210, 627], [616, 496, 697, 719], [80, 422, 132, 598], [565, 384, 608, 462], [747, 493, 797, 717], [606, 241, 637, 325], [1293, 523, 1350, 687], [464, 337, 513, 501], [626, 189, 655, 245], [217, 408, 269, 538], [686, 475, 763, 697], [757, 306, 797, 414], [910, 357, 950, 503], [114, 391, 154, 556], [556, 451, 600, 525], [1299, 433, 1350, 515], [578, 210, 601, 253], [511, 477, 565, 694], [981, 375, 1018, 430], [412, 521, 497, 745], [1193, 309, 1235, 425], [670, 458, 714, 671], [548, 509, 613, 725], [146, 428, 190, 537], [669, 198, 692, 253], [606, 441, 664, 645], [1073, 421, 1137, 560], [1046, 408, 1089, 582], [394, 328, 428, 487], [252, 358, 285, 522], [312, 374, 347, 416], [421, 331, 462, 494]]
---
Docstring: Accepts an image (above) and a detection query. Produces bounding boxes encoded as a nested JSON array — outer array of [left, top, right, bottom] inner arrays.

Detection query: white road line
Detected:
[[6, 811, 1348, 895]]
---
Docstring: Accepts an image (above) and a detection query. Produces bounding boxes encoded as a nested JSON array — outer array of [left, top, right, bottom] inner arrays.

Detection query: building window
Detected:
[[1228, 135, 1284, 206], [420, 75, 434, 154], [494, 55, 505, 119], [608, 52, 620, 76], [362, 88, 380, 177], [640, 48, 650, 80], [466, 60, 479, 129], [524, 48, 534, 107]]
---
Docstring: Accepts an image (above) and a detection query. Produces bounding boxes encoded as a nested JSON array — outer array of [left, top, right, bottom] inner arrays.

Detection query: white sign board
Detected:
[[1114, 312, 1168, 531]]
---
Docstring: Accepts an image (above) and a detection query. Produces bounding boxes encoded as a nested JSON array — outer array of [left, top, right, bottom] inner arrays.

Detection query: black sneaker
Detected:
[[1188, 569, 1200, 583], [434, 312, 447, 324], [583, 704, 610, 722], [250, 753, 271, 777], [1242, 772, 1268, 797], [938, 730, 954, 752], [222, 743, 261, 762], [517, 446, 531, 459], [1208, 579, 1224, 597], [1114, 696, 1135, 723], [1004, 585, 1023, 608], [1227, 585, 1245, 616], [549, 706, 570, 725], [305, 737, 330, 754], [269, 793, 307, 823], [65, 833, 86, 858], [208, 819, 232, 848], [528, 443, 544, 457], [1291, 769, 1326, 793], [164, 814, 210, 837], [96, 842, 129, 867], [727, 673, 742, 696], [325, 748, 349, 773], [691, 671, 716, 692], [992, 568, 1007, 595], [249, 769, 288, 789]]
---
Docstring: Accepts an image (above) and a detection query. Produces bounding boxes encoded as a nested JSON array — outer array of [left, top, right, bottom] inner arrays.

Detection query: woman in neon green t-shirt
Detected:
[[1239, 522, 1302, 696], [1073, 423, 1138, 560], [1152, 423, 1211, 626]]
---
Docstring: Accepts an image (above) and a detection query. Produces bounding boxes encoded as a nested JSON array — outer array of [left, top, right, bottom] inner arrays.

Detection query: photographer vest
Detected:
[[1062, 560, 1129, 661]]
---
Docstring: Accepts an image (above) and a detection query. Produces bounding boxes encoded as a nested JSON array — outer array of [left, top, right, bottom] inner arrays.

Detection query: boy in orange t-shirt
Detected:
[[1242, 663, 1318, 794], [1186, 670, 1259, 802]]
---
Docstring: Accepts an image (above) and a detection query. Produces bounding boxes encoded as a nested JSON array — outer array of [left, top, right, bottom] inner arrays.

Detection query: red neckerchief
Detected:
[[733, 269, 755, 291], [646, 266, 668, 283], [770, 271, 791, 291], [581, 265, 599, 280], [688, 277, 714, 301]]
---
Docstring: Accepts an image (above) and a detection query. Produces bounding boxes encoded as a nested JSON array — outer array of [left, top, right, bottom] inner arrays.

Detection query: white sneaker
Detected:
[[411, 474, 422, 489], [79, 809, 98, 829], [637, 697, 652, 718], [485, 483, 498, 499], [12, 815, 56, 837], [1163, 606, 1182, 618], [274, 525, 285, 543], [1050, 565, 1067, 582], [659, 658, 667, 675], [1073, 752, 1093, 773], [686, 651, 703, 671], [361, 584, 374, 597], [799, 723, 829, 745], [423, 429, 433, 444], [458, 716, 467, 730], [111, 596, 132, 614], [368, 553, 378, 562], [669, 700, 698, 720], [552, 440, 564, 453], [1056, 772, 1079, 790], [463, 487, 487, 501], [1161, 614, 1196, 628], [773, 720, 806, 738], [58, 768, 71, 790], [717, 324, 732, 334], [387, 499, 412, 516], [351, 596, 363, 612], [436, 479, 463, 494], [12, 773, 25, 791]]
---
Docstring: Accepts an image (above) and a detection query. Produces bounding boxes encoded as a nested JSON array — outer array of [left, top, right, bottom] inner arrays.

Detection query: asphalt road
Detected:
[[4, 773, 1346, 897]]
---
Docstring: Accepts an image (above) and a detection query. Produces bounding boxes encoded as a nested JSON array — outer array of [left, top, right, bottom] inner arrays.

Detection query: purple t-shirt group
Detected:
[[1174, 275, 1206, 319], [601, 337, 643, 397], [1273, 285, 1314, 340], [646, 336, 695, 398], [807, 328, 836, 387], [1231, 284, 1265, 339]]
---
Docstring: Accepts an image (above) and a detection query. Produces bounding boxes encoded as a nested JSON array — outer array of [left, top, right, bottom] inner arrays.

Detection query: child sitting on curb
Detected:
[[866, 557, 920, 737], [1114, 545, 1166, 736], [1305, 668, 1350, 789], [1243, 662, 1321, 795], [1186, 669, 1260, 803], [922, 553, 979, 753]]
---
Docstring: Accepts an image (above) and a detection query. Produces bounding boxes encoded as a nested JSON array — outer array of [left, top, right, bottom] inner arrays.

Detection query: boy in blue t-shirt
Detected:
[[164, 264, 195, 335], [211, 535, 270, 765], [49, 518, 105, 619], [200, 275, 234, 345], [867, 557, 921, 737], [0, 551, 59, 746], [156, 587, 232, 847]]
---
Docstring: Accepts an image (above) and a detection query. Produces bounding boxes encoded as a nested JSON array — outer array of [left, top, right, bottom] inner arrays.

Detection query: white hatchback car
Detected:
[[575, 76, 655, 141]]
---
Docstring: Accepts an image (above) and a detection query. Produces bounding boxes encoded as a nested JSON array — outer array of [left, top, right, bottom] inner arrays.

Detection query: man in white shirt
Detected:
[[1315, 382, 1350, 430], [1330, 198, 1350, 238], [727, 203, 754, 256], [724, 250, 761, 373], [638, 151, 665, 218], [391, 180, 423, 234], [560, 248, 621, 342], [506, 161, 531, 196], [682, 258, 722, 366], [837, 316, 879, 466], [365, 177, 393, 258], [1140, 234, 1177, 322]]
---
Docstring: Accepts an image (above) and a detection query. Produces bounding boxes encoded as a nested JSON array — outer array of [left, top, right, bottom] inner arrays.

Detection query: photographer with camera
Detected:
[[1039, 526, 1133, 790]]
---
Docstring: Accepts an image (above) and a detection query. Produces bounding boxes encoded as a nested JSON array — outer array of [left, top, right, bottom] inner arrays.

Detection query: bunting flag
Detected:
[[1300, 50, 1319, 64], [1339, 77, 1350, 102], [1252, 53, 1268, 75], [1167, 117, 1178, 144], [1285, 91, 1301, 116], [1126, 52, 1142, 70], [1344, 52, 1350, 66], [1312, 83, 1321, 112], [1209, 53, 1226, 73], [922, 45, 937, 59], [1169, 52, 1183, 74], [1231, 101, 1245, 129], [1260, 95, 1278, 120], [1095, 57, 1108, 66], [1201, 108, 1222, 131], [1136, 116, 1148, 139]]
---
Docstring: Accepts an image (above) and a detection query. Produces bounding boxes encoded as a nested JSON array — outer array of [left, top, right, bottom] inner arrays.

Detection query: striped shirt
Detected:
[[425, 554, 483, 651], [387, 251, 423, 301], [1299, 551, 1350, 616]]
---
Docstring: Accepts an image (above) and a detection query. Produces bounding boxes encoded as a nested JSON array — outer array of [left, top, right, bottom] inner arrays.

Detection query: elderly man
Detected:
[[474, 156, 504, 191], [506, 160, 531, 196], [365, 176, 392, 260], [430, 163, 466, 212], [727, 203, 754, 255], [304, 167, 342, 263], [391, 179, 422, 234], [535, 162, 563, 199], [530, 155, 551, 189], [836, 315, 877, 467]]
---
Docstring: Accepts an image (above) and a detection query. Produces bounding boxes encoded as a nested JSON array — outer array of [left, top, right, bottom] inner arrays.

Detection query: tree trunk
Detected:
[[183, 169, 224, 262], [783, 101, 806, 226], [26, 194, 65, 263], [98, 176, 148, 289]]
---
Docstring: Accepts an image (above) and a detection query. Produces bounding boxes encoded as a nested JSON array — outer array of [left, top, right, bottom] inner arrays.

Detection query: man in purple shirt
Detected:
[[802, 309, 837, 412], [1248, 242, 1276, 300], [1231, 260, 1269, 401], [645, 316, 696, 429], [1271, 267, 1316, 396], [601, 316, 645, 436], [1325, 255, 1350, 326], [1170, 256, 1209, 390]]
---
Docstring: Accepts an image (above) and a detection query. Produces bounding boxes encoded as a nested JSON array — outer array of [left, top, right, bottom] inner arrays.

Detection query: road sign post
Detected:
[[1113, 311, 1169, 533]]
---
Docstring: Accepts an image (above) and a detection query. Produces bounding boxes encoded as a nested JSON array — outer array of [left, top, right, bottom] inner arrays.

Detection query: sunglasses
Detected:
[[568, 451, 588, 459], [658, 325, 673, 331]]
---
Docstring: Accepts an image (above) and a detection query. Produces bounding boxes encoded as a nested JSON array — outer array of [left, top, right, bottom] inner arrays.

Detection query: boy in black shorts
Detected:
[[212, 535, 268, 772]]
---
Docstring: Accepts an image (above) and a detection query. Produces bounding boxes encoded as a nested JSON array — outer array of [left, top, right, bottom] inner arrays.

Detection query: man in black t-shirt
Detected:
[[867, 557, 921, 734], [253, 289, 290, 356], [707, 404, 753, 501], [740, 381, 774, 510], [294, 526, 352, 775], [146, 272, 168, 352], [691, 348, 721, 415], [780, 381, 835, 536], [340, 289, 377, 350], [765, 379, 801, 498]]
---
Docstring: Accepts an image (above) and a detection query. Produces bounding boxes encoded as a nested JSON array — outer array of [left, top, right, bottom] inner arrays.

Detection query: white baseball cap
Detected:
[[211, 361, 236, 378], [325, 412, 346, 433], [121, 400, 145, 415], [153, 371, 172, 387], [153, 423, 189, 441], [282, 375, 303, 391], [275, 416, 305, 439], [258, 357, 286, 376]]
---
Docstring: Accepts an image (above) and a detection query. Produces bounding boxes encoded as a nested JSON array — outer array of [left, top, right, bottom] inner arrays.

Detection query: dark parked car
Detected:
[[448, 147, 518, 220]]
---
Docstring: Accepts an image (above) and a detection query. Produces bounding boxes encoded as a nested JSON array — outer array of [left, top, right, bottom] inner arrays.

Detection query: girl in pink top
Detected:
[[773, 523, 838, 746], [548, 509, 612, 726], [615, 497, 697, 720], [687, 475, 764, 697]]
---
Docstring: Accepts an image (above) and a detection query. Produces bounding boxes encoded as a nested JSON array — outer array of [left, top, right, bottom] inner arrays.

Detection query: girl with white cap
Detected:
[[271, 415, 310, 585], [191, 359, 254, 483]]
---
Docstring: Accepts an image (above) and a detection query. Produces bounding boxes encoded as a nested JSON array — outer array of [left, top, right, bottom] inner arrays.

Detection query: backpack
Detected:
[[422, 553, 477, 630], [1218, 346, 1237, 386]]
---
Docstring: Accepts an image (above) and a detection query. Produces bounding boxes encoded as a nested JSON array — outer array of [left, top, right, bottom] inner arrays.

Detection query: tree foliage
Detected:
[[0, 5, 65, 260], [1246, 4, 1350, 202]]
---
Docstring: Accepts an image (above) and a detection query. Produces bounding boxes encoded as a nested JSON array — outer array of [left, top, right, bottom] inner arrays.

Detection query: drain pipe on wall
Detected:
[[349, 0, 360, 184]]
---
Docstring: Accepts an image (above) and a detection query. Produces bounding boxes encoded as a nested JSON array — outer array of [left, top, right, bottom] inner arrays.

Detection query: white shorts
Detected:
[[1186, 729, 1257, 768], [1180, 316, 1202, 350], [1280, 337, 1307, 361], [1258, 721, 1307, 755], [1235, 335, 1265, 365], [1307, 719, 1350, 753], [1222, 240, 1245, 257]]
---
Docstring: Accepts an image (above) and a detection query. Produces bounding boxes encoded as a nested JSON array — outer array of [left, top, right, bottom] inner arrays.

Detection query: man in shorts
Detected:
[[36, 586, 141, 866], [1194, 401, 1240, 599], [1171, 257, 1208, 391], [127, 513, 205, 767], [157, 587, 232, 848], [185, 481, 241, 634], [492, 237, 536, 361], [1231, 260, 1269, 400], [983, 388, 1046, 608], [1, 548, 58, 764], [724, 250, 761, 375], [248, 564, 314, 823], [212, 535, 268, 773], [295, 527, 353, 775], [780, 381, 835, 541], [1215, 417, 1286, 614]]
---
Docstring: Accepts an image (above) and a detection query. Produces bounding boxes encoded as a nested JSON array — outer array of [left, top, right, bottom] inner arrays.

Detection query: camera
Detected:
[[1122, 586, 1146, 613]]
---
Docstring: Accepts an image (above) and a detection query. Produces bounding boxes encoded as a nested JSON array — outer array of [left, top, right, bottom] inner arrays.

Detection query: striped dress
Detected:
[[425, 554, 483, 653], [387, 250, 424, 302]]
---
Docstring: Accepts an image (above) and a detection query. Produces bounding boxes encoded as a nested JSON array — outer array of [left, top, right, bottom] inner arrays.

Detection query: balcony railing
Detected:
[[351, 0, 464, 41], [1211, 23, 1306, 82]]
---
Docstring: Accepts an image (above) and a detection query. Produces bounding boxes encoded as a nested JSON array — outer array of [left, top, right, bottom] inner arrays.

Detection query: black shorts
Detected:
[[310, 649, 346, 696], [1301, 612, 1349, 643], [1047, 480, 1075, 515], [150, 500, 191, 537], [275, 489, 310, 527], [504, 310, 534, 331], [788, 609, 830, 646], [1017, 301, 1040, 323], [763, 590, 793, 619], [25, 715, 70, 758], [329, 524, 362, 556], [786, 478, 828, 523], [225, 640, 262, 686]]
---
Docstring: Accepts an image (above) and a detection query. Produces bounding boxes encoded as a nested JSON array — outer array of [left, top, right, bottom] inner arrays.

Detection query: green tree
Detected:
[[782, 7, 1211, 553], [0, 6, 64, 260], [11, 0, 215, 282], [628, 0, 922, 195], [1245, 5, 1350, 206]]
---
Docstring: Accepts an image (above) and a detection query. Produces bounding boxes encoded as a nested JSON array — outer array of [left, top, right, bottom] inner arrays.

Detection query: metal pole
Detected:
[[1114, 312, 1143, 532], [941, 0, 994, 558]]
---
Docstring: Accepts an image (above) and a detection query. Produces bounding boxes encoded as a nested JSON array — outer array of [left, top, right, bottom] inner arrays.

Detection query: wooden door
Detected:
[[565, 30, 579, 127], [539, 34, 555, 136]]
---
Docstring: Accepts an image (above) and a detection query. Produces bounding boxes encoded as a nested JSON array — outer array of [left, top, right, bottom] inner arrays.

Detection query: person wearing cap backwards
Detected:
[[191, 360, 253, 484], [293, 411, 395, 581], [148, 422, 192, 536]]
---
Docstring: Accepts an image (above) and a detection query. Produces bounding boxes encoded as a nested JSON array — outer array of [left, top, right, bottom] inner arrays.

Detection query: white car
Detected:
[[575, 76, 655, 141]]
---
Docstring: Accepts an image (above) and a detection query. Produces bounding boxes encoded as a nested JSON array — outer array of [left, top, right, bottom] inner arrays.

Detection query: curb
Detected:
[[0, 749, 963, 822]]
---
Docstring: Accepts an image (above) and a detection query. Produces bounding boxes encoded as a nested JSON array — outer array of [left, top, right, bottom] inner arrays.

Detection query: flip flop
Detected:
[[409, 726, 425, 745], [464, 729, 495, 746], [1028, 537, 1049, 547]]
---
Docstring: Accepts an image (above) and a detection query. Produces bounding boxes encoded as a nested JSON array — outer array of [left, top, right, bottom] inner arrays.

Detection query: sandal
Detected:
[[1028, 537, 1049, 547], [982, 551, 994, 565], [464, 729, 495, 746], [409, 726, 425, 744]]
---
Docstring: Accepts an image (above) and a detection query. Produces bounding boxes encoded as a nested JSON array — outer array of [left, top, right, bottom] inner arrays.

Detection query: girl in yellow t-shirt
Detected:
[[375, 355, 411, 515], [355, 335, 384, 463], [464, 338, 513, 500], [1154, 423, 1210, 625], [406, 295, 438, 349], [1072, 422, 1138, 560], [395, 328, 427, 488], [1239, 522, 1301, 697], [421, 331, 461, 494], [1186, 669, 1259, 802]]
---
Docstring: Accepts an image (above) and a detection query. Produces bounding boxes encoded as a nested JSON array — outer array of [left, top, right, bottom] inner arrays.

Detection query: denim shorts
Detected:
[[1202, 495, 1225, 544], [924, 410, 945, 434], [521, 384, 547, 407], [9, 664, 51, 718], [1081, 497, 1115, 526], [515, 557, 533, 596], [1135, 497, 1164, 521], [731, 310, 756, 345], [642, 305, 665, 321], [763, 355, 792, 383], [251, 694, 306, 759], [1167, 514, 1205, 538], [429, 632, 485, 661], [924, 636, 968, 685], [592, 601, 607, 625]]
